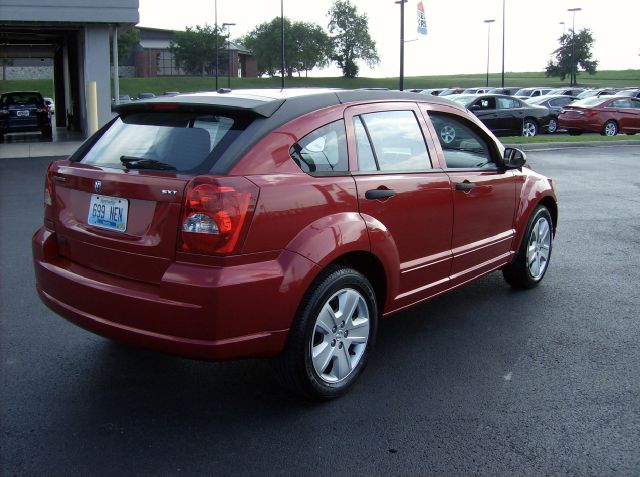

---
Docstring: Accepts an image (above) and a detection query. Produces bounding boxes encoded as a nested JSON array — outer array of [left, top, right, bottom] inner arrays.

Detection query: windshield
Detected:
[[571, 97, 607, 107], [615, 90, 638, 97], [450, 95, 477, 104], [576, 90, 599, 99], [78, 112, 251, 173], [514, 88, 534, 96], [526, 97, 547, 105]]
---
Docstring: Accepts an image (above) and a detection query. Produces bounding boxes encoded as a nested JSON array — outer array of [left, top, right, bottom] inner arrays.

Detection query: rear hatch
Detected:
[[48, 106, 256, 283]]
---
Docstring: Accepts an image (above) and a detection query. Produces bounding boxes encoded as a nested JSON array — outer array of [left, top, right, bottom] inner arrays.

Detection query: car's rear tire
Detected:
[[567, 129, 583, 136], [502, 205, 553, 289], [271, 265, 378, 400], [602, 120, 618, 136], [547, 117, 558, 134], [522, 118, 538, 137]]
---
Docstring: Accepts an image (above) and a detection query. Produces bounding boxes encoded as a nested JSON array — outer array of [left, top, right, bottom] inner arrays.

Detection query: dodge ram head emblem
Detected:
[[94, 180, 102, 192]]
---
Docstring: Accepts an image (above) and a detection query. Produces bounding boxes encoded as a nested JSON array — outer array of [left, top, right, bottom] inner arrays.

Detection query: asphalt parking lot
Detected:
[[1, 145, 639, 476]]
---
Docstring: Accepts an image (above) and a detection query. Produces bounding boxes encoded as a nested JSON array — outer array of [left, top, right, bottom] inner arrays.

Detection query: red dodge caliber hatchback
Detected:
[[33, 89, 557, 398]]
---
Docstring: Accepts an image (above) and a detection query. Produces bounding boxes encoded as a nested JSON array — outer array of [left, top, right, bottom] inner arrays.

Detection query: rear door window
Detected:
[[77, 112, 251, 173], [354, 110, 431, 172]]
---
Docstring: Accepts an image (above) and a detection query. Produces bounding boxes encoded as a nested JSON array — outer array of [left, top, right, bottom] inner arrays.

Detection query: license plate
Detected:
[[16, 110, 29, 117], [87, 194, 128, 232]]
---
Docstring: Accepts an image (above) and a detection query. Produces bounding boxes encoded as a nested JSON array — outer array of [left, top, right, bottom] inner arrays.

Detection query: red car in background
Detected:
[[558, 96, 640, 136], [33, 89, 558, 399]]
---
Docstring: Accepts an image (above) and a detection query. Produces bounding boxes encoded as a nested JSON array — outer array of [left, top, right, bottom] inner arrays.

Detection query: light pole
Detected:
[[567, 7, 582, 86], [222, 22, 235, 89], [484, 19, 495, 87], [214, 0, 218, 90], [395, 0, 408, 91], [501, 0, 505, 88], [281, 0, 285, 90]]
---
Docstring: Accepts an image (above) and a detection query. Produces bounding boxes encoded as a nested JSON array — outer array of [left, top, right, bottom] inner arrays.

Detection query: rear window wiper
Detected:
[[120, 155, 177, 171]]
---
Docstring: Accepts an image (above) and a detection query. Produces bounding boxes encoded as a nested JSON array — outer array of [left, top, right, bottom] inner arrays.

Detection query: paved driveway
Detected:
[[1, 146, 639, 475]]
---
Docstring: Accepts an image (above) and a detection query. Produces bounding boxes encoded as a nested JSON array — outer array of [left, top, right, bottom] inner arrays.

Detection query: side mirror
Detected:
[[469, 105, 481, 112], [503, 147, 526, 168]]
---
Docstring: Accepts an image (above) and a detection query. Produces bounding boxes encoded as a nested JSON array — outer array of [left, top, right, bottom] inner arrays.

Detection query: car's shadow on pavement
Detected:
[[55, 270, 545, 429]]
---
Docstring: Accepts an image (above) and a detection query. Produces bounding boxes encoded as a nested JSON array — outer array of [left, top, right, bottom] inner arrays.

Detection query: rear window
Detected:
[[1, 92, 44, 105], [572, 97, 607, 107], [77, 112, 252, 173]]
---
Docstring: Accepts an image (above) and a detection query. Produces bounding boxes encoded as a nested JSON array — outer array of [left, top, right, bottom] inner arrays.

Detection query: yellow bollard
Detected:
[[87, 81, 98, 136]]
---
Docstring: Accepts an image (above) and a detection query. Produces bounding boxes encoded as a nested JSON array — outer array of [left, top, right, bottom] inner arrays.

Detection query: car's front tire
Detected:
[[272, 266, 378, 399], [503, 205, 553, 289]]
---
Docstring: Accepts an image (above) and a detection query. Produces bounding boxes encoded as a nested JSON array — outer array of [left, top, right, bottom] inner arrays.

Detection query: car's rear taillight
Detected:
[[586, 110, 598, 117], [179, 176, 258, 255]]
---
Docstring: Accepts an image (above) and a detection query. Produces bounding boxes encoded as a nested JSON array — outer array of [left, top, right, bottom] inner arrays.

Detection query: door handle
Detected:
[[455, 182, 475, 191], [365, 189, 396, 200]]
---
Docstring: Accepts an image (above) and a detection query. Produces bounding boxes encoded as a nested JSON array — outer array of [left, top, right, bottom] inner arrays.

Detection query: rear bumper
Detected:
[[33, 227, 318, 360], [0, 116, 50, 134], [557, 116, 598, 132]]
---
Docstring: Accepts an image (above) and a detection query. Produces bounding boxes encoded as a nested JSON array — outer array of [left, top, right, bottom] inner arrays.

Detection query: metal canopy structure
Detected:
[[0, 1, 139, 137]]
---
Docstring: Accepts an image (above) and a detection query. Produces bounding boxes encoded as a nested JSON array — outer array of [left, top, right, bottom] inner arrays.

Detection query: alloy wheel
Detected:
[[310, 288, 370, 384], [440, 125, 456, 144], [604, 121, 618, 136], [526, 216, 551, 280]]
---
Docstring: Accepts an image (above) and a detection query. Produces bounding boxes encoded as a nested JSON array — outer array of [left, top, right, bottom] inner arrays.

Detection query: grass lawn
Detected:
[[2, 69, 639, 99]]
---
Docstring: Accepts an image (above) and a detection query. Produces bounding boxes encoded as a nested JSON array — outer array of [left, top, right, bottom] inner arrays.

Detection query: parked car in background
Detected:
[[136, 92, 156, 100], [462, 87, 491, 94], [514, 87, 553, 99], [545, 87, 585, 97], [32, 88, 557, 399], [0, 91, 52, 140], [450, 93, 552, 136], [576, 88, 618, 99], [44, 97, 55, 114], [525, 95, 578, 133], [439, 87, 465, 96], [615, 88, 640, 99], [488, 87, 519, 96], [419, 88, 446, 96], [558, 96, 640, 136]]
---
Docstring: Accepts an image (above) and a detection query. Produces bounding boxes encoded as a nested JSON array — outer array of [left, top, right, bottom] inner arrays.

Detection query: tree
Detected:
[[242, 18, 332, 78], [117, 27, 139, 63], [169, 25, 225, 76], [545, 28, 598, 84], [293, 22, 333, 77], [327, 0, 379, 78]]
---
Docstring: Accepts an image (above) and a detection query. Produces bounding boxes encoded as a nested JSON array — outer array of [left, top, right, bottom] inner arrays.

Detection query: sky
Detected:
[[138, 0, 640, 78]]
